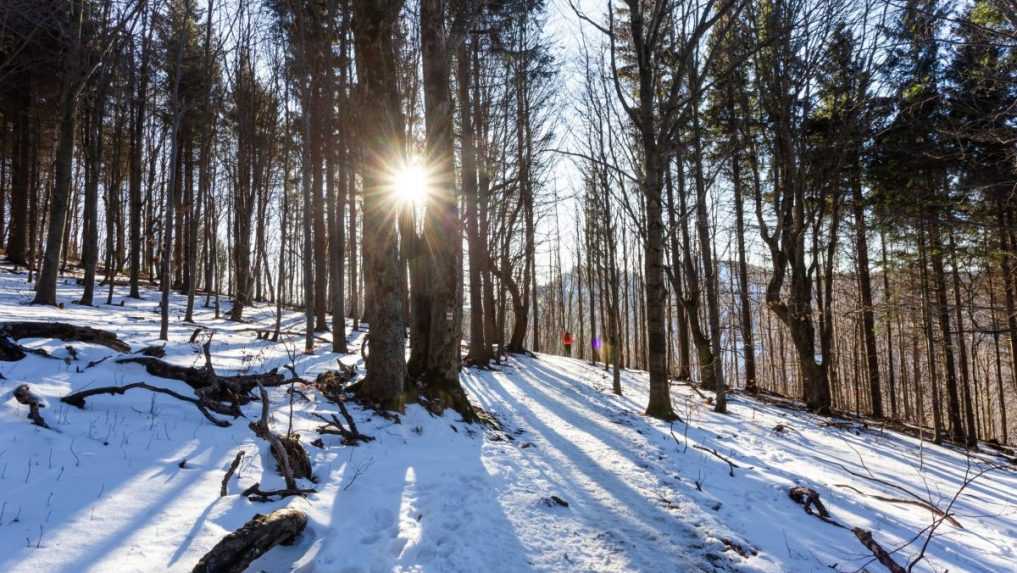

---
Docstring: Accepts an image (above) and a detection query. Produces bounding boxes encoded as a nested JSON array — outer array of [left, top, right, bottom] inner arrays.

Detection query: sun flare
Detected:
[[392, 160, 429, 204]]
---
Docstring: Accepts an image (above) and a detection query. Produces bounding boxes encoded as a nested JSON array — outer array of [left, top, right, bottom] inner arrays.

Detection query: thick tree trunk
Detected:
[[642, 146, 675, 420], [33, 43, 80, 306], [352, 0, 407, 411]]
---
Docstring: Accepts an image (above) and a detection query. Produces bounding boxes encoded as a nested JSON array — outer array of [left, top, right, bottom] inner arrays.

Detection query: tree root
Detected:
[[0, 322, 130, 361], [417, 380, 477, 422], [191, 508, 308, 573], [61, 382, 232, 427], [13, 384, 51, 429]]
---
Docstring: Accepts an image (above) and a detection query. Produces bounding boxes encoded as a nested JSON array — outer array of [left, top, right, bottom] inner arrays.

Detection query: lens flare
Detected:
[[392, 159, 428, 204]]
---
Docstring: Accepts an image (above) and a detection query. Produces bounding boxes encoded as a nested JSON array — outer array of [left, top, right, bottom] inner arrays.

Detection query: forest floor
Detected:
[[0, 266, 1014, 572]]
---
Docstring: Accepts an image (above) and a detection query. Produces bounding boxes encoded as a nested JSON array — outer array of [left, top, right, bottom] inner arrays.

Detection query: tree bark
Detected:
[[33, 4, 82, 306], [351, 0, 407, 411], [191, 508, 307, 573]]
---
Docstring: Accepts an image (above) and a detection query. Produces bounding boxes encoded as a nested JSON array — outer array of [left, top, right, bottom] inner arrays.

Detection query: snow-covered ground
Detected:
[[0, 267, 1014, 572]]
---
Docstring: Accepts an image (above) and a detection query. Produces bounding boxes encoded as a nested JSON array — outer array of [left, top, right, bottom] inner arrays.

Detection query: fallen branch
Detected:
[[828, 461, 960, 528], [853, 528, 906, 573], [315, 367, 373, 445], [249, 383, 312, 488], [83, 355, 111, 370], [220, 451, 245, 497], [834, 483, 963, 529], [241, 483, 316, 503], [191, 508, 307, 573], [312, 411, 374, 445], [61, 382, 231, 427], [721, 537, 758, 558], [693, 444, 739, 477], [13, 384, 50, 429]]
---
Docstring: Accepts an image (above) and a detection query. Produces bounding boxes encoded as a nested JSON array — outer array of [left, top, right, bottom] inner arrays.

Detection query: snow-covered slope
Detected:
[[0, 268, 1013, 572]]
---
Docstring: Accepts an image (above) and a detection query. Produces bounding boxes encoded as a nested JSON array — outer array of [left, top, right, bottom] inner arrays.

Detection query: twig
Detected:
[[693, 444, 739, 477], [834, 483, 963, 528]]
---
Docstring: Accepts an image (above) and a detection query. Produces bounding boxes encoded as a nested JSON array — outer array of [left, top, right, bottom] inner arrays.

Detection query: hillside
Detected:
[[0, 269, 1013, 573]]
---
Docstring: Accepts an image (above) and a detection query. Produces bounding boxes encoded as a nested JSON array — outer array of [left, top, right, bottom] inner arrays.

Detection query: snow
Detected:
[[0, 267, 1014, 572]]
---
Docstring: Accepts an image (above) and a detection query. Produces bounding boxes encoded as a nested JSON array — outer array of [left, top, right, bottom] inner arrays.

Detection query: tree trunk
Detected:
[[690, 97, 725, 412], [458, 39, 489, 365], [929, 215, 964, 444], [33, 13, 82, 306], [352, 0, 407, 411], [949, 233, 977, 448], [80, 81, 106, 306], [850, 160, 881, 417], [7, 76, 30, 267]]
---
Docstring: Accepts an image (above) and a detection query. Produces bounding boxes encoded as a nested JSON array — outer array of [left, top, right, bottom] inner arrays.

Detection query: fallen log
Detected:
[[61, 382, 231, 427], [13, 384, 50, 429], [191, 508, 307, 573], [852, 528, 906, 573], [0, 322, 130, 360], [115, 356, 284, 401]]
